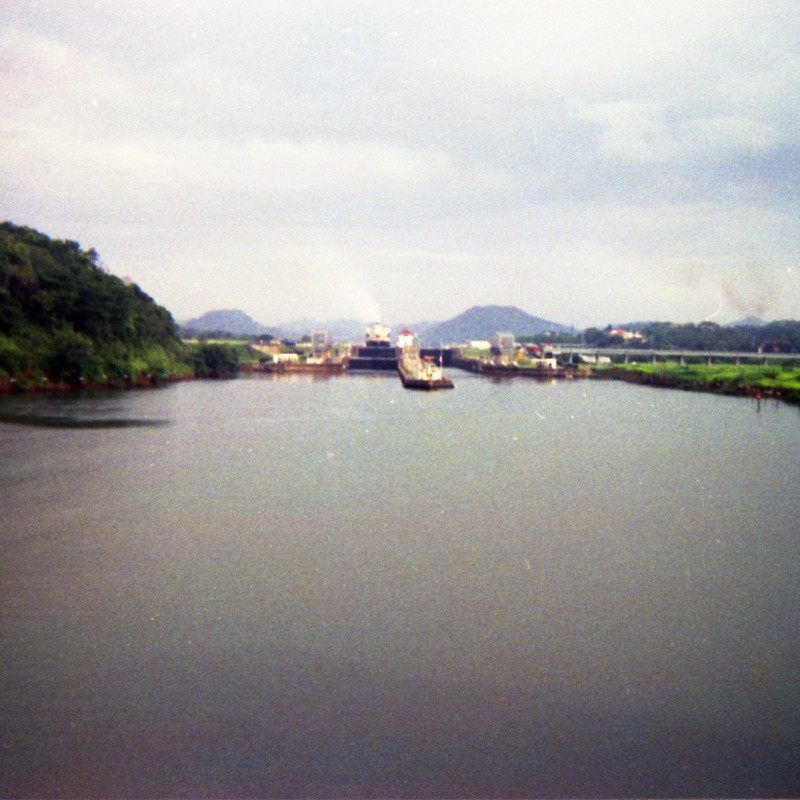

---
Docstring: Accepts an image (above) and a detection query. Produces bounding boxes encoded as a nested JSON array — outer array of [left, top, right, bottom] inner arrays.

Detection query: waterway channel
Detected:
[[1, 374, 799, 797]]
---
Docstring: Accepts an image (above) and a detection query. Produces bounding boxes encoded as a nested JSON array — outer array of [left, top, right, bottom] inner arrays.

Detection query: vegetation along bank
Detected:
[[3, 220, 799, 404], [594, 362, 800, 404], [0, 222, 242, 391]]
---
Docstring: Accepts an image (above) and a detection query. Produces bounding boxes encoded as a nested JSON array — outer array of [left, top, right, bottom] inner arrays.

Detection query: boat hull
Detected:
[[397, 361, 454, 390]]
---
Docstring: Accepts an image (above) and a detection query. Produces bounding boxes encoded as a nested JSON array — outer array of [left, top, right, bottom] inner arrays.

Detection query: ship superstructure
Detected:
[[347, 323, 399, 371]]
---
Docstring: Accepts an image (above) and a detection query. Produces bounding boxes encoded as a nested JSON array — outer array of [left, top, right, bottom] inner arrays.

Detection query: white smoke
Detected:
[[354, 291, 381, 323], [261, 240, 383, 323]]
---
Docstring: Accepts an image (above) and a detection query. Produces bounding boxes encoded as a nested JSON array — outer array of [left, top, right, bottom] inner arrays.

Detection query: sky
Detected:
[[2, 0, 799, 328]]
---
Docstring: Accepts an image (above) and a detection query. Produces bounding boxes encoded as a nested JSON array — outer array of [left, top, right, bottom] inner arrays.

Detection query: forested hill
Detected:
[[584, 319, 800, 352], [0, 221, 186, 386], [417, 304, 573, 344]]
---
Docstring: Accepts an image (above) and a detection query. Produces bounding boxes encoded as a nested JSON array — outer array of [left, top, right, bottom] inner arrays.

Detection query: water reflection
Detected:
[[0, 411, 169, 428], [1, 376, 799, 797]]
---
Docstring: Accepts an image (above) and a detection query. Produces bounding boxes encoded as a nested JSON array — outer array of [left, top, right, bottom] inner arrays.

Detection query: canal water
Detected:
[[1, 374, 799, 797]]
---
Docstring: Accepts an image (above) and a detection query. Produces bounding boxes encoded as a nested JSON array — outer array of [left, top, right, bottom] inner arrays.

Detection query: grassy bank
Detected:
[[0, 341, 248, 393], [0, 340, 195, 391], [594, 361, 800, 404]]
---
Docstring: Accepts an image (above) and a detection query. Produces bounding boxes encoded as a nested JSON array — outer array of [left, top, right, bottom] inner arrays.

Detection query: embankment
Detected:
[[594, 363, 800, 404]]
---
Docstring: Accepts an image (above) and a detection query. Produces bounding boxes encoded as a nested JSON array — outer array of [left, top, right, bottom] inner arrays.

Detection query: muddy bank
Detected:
[[0, 372, 196, 395]]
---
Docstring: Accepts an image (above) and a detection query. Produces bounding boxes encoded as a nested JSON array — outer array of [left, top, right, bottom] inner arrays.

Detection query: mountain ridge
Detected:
[[413, 305, 575, 344], [181, 304, 574, 342], [180, 309, 275, 337]]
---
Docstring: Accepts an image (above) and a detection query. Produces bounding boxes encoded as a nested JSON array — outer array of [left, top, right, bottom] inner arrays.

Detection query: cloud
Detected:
[[572, 100, 672, 163], [2, 2, 800, 326], [0, 28, 128, 109], [1, 25, 507, 213], [678, 116, 780, 157], [390, 0, 725, 93], [1, 125, 497, 224], [574, 102, 782, 166]]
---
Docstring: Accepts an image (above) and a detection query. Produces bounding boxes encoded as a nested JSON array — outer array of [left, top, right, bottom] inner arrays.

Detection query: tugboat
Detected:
[[398, 351, 454, 390]]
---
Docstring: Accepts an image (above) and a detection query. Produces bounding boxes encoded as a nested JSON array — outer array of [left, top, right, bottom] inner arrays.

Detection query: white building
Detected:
[[396, 328, 416, 349], [609, 327, 645, 341], [491, 332, 516, 352]]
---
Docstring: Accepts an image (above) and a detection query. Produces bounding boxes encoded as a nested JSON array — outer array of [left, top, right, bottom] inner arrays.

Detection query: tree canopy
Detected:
[[582, 320, 800, 352], [0, 221, 186, 385]]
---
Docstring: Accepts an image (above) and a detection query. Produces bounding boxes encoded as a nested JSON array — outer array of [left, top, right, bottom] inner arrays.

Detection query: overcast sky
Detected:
[[2, 1, 798, 327]]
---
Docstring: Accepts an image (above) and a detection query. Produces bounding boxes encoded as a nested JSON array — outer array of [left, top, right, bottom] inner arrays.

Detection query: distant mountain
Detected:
[[728, 316, 767, 327], [415, 305, 574, 344], [180, 309, 274, 337], [180, 310, 372, 341], [180, 305, 573, 343]]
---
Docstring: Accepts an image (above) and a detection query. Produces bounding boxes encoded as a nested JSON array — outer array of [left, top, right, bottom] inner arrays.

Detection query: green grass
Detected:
[[595, 361, 800, 402]]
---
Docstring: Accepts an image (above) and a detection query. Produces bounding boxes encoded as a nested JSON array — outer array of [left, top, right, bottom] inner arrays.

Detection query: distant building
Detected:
[[491, 332, 516, 352], [311, 329, 332, 359], [524, 342, 560, 366], [608, 327, 645, 341], [396, 329, 415, 349]]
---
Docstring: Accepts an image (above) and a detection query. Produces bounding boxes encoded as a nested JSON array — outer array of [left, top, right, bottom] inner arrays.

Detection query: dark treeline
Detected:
[[536, 321, 800, 352], [0, 222, 237, 387], [584, 321, 800, 352]]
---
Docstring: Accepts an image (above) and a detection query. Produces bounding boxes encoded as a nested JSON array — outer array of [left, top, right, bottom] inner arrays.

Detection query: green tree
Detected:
[[47, 329, 103, 384], [0, 221, 187, 386], [0, 334, 23, 376], [190, 343, 240, 378]]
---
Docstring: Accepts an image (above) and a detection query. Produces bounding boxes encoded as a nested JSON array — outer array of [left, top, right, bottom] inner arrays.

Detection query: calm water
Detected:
[[1, 374, 799, 797]]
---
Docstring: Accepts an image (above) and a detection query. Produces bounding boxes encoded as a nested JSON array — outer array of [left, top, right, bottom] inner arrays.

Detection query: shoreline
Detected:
[[593, 364, 799, 404], [2, 361, 799, 406], [0, 372, 197, 395]]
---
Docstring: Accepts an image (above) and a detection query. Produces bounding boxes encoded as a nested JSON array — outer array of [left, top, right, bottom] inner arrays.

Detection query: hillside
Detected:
[[181, 311, 368, 342], [181, 309, 274, 338], [417, 305, 574, 344], [0, 222, 187, 386]]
